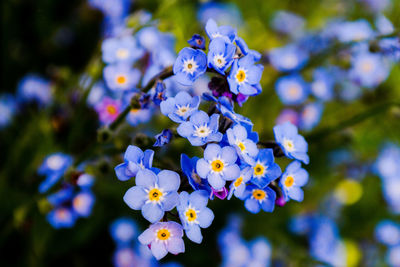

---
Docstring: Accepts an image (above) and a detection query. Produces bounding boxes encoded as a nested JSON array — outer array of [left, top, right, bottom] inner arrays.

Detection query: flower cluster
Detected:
[[375, 220, 400, 267], [114, 19, 310, 260], [270, 11, 399, 131], [37, 153, 96, 228]]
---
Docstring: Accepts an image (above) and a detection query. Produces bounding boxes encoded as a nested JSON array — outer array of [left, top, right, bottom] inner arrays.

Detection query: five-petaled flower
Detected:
[[207, 37, 236, 75], [273, 122, 310, 164], [227, 124, 259, 165], [115, 145, 154, 181], [123, 169, 180, 223], [173, 47, 207, 86], [103, 63, 141, 91], [243, 185, 276, 214], [228, 167, 252, 200], [177, 190, 214, 243], [279, 161, 309, 202], [250, 149, 282, 188], [160, 91, 200, 123], [196, 144, 240, 190], [138, 221, 185, 260]]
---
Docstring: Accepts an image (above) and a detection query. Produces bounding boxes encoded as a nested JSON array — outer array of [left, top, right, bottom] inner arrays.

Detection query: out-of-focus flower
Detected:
[[299, 102, 324, 131], [17, 74, 52, 106], [269, 45, 308, 72], [275, 74, 309, 105], [103, 64, 141, 91]]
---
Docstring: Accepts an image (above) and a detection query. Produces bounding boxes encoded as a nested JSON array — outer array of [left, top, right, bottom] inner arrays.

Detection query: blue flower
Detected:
[[299, 102, 324, 131], [114, 146, 154, 181], [227, 167, 252, 200], [177, 110, 222, 146], [177, 190, 214, 244], [375, 15, 394, 35], [152, 81, 166, 105], [271, 11, 305, 36], [123, 169, 180, 223], [207, 37, 236, 75], [113, 247, 137, 267], [17, 74, 52, 106], [227, 55, 264, 96], [102, 35, 144, 64], [138, 221, 185, 260], [375, 220, 400, 247], [269, 45, 308, 72], [76, 173, 95, 188], [235, 37, 262, 61], [310, 68, 335, 101], [187, 34, 206, 50], [47, 207, 77, 229], [160, 91, 200, 123], [196, 144, 240, 190], [126, 108, 152, 127], [110, 217, 138, 245], [374, 143, 400, 180], [250, 149, 282, 188], [173, 47, 207, 86], [334, 20, 374, 42], [279, 161, 309, 202], [275, 74, 309, 105], [243, 185, 276, 213], [226, 124, 259, 165], [180, 154, 211, 193], [205, 18, 236, 42], [349, 51, 389, 88], [103, 64, 141, 91], [154, 129, 172, 147], [72, 191, 95, 217], [0, 94, 17, 128], [38, 153, 73, 193], [47, 186, 74, 206], [273, 122, 309, 164]]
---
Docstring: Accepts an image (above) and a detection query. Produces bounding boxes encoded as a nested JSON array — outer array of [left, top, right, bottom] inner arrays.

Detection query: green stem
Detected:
[[306, 101, 400, 142]]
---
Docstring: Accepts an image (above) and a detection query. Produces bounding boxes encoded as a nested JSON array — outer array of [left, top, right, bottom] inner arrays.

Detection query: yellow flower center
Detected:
[[253, 163, 265, 176], [185, 208, 197, 222], [284, 176, 295, 187], [156, 229, 170, 241], [233, 177, 243, 187], [237, 142, 246, 151], [116, 48, 129, 59], [211, 159, 224, 172], [235, 69, 246, 83], [252, 189, 266, 200], [130, 108, 139, 114], [284, 139, 295, 152], [56, 209, 68, 219], [361, 62, 373, 72], [148, 188, 163, 202], [73, 196, 84, 208], [187, 63, 193, 69], [116, 75, 127, 85], [106, 105, 117, 115]]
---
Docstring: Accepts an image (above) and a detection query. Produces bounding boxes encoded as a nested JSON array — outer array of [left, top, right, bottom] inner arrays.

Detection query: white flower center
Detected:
[[116, 48, 129, 59], [213, 54, 226, 68], [283, 138, 295, 152], [282, 54, 298, 69], [183, 58, 198, 75], [211, 32, 223, 39], [194, 125, 211, 138], [312, 81, 326, 95], [176, 105, 190, 117], [47, 155, 64, 170], [361, 61, 373, 73]]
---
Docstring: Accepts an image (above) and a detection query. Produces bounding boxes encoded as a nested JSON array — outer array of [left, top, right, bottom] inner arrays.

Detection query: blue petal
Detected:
[[123, 186, 147, 210], [166, 237, 185, 255], [158, 170, 180, 192], [189, 190, 209, 209], [162, 191, 179, 211], [288, 187, 304, 202], [160, 97, 176, 116], [142, 203, 164, 223], [197, 207, 214, 228], [143, 149, 154, 168], [196, 158, 211, 178], [177, 122, 194, 137], [208, 172, 225, 189], [189, 110, 209, 126], [151, 240, 168, 260], [221, 146, 237, 164], [138, 228, 154, 245], [185, 224, 203, 244], [135, 169, 157, 188], [175, 91, 192, 106], [124, 145, 143, 162], [245, 198, 261, 213], [223, 164, 240, 181], [204, 143, 221, 161]]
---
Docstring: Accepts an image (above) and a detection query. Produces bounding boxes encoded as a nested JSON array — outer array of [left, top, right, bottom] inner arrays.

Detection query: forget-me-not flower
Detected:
[[243, 185, 276, 214], [160, 91, 200, 123], [103, 64, 141, 91], [275, 74, 309, 105], [207, 37, 236, 75], [279, 161, 309, 202], [226, 124, 259, 165], [250, 149, 282, 188], [114, 145, 154, 181], [173, 47, 207, 86], [274, 122, 309, 164]]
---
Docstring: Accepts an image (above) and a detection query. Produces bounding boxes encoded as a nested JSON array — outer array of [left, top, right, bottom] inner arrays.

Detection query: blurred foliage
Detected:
[[1, 0, 400, 266]]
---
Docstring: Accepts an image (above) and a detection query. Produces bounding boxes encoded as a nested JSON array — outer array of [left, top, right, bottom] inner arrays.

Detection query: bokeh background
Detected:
[[1, 0, 400, 266]]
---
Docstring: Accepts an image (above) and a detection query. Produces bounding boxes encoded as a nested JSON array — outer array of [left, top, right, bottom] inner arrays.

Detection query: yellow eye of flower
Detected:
[[148, 188, 163, 202], [56, 209, 68, 219], [211, 159, 224, 172], [116, 75, 127, 84], [253, 164, 265, 176], [284, 176, 295, 187], [252, 189, 266, 200], [234, 177, 243, 187], [236, 69, 246, 83], [106, 105, 117, 115], [156, 229, 170, 241], [237, 142, 245, 151], [130, 109, 139, 114], [185, 208, 197, 222], [284, 139, 295, 152]]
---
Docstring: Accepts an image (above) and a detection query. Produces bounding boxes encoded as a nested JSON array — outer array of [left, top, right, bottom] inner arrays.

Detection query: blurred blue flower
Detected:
[[310, 68, 335, 101], [207, 37, 236, 75], [177, 190, 214, 244], [177, 110, 222, 146], [72, 191, 95, 217], [198, 2, 242, 28], [205, 18, 236, 42], [47, 207, 77, 229], [154, 129, 172, 147], [114, 145, 154, 181], [173, 47, 207, 86], [17, 74, 52, 106], [299, 102, 324, 131], [228, 55, 264, 96], [38, 153, 73, 193], [271, 11, 305, 37], [126, 108, 152, 127], [243, 185, 276, 213], [103, 64, 141, 91], [102, 35, 144, 64], [334, 20, 374, 42], [387, 245, 400, 267], [160, 91, 200, 123], [123, 169, 180, 223], [275, 74, 309, 105], [269, 45, 308, 72], [0, 94, 17, 128], [138, 221, 185, 260], [274, 122, 310, 164], [110, 217, 138, 245], [47, 186, 74, 206], [279, 161, 309, 202], [250, 149, 282, 188], [375, 15, 394, 35], [375, 220, 400, 247], [196, 144, 240, 190], [379, 38, 400, 62]]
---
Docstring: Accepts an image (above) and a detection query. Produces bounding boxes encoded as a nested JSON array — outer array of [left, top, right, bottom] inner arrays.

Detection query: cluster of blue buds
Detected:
[[218, 215, 271, 267], [37, 153, 95, 228], [114, 19, 310, 260], [110, 217, 182, 267], [270, 10, 399, 131], [375, 220, 400, 267]]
